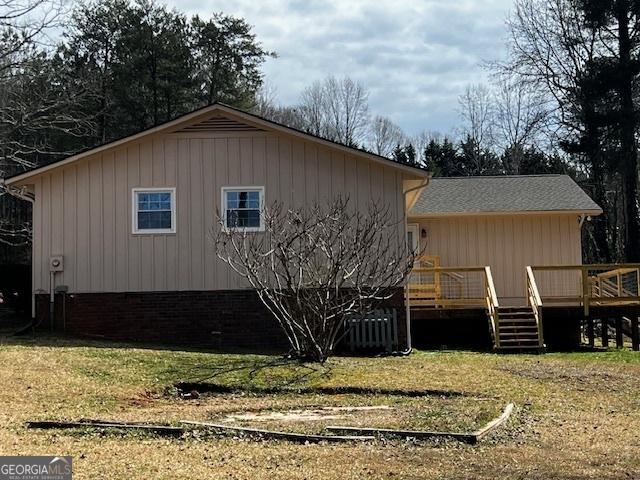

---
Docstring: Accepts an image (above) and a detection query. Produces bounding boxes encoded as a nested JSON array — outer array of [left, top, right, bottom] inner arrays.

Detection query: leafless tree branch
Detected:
[[214, 197, 414, 363]]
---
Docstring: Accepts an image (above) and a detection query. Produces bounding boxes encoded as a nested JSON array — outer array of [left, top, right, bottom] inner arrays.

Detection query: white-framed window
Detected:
[[132, 187, 176, 234], [221, 186, 265, 231]]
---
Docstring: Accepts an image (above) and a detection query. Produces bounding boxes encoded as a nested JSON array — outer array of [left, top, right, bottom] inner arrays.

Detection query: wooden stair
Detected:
[[496, 306, 544, 352]]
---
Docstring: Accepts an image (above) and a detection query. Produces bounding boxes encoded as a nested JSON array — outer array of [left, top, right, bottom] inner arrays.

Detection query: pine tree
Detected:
[[576, 0, 640, 261]]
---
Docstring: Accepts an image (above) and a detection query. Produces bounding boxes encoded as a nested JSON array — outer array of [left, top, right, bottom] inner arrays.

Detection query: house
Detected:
[[407, 175, 602, 305], [1, 103, 427, 349], [3, 103, 637, 352]]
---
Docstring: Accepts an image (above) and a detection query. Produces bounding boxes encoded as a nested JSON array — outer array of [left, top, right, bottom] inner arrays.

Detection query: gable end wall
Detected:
[[31, 132, 406, 293]]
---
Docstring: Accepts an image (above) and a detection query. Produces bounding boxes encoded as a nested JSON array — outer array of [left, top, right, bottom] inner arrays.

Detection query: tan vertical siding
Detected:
[[62, 167, 76, 289], [202, 138, 215, 290], [74, 162, 87, 290], [114, 148, 128, 291], [31, 132, 407, 293], [32, 177, 41, 292], [412, 214, 583, 303], [50, 171, 64, 267], [126, 145, 141, 291], [41, 176, 51, 291]]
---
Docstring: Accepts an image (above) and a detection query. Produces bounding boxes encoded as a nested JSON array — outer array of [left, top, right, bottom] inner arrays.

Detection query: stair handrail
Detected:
[[484, 266, 500, 348], [526, 266, 544, 348]]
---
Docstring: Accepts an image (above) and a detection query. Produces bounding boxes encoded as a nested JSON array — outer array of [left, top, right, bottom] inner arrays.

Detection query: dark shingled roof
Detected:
[[410, 175, 602, 216]]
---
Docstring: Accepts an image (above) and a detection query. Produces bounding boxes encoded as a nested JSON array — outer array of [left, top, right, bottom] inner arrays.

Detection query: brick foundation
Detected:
[[35, 290, 287, 350], [35, 289, 408, 352]]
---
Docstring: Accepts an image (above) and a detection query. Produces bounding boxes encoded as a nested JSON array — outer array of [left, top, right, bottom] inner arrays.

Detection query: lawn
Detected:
[[0, 335, 638, 479]]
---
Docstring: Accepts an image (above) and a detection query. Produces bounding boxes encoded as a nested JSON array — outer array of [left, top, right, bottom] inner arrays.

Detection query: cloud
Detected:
[[170, 0, 513, 135]]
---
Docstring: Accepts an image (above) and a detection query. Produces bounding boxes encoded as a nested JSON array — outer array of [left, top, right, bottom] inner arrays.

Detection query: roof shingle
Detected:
[[409, 175, 602, 216]]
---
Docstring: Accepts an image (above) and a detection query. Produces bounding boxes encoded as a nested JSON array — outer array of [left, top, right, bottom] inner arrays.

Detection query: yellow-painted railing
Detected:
[[485, 266, 500, 348], [592, 267, 639, 298], [526, 266, 544, 348], [529, 264, 640, 315], [408, 266, 490, 307], [407, 265, 500, 344]]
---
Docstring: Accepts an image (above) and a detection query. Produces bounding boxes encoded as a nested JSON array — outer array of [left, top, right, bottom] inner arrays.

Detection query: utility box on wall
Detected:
[[49, 256, 64, 272]]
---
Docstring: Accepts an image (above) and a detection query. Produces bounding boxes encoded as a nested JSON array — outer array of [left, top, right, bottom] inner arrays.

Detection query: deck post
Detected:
[[582, 269, 590, 318], [601, 318, 609, 348], [587, 317, 595, 348], [632, 317, 639, 351], [615, 317, 623, 348]]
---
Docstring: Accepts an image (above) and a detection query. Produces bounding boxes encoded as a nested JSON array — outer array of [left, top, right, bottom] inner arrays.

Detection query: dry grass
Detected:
[[0, 335, 639, 479]]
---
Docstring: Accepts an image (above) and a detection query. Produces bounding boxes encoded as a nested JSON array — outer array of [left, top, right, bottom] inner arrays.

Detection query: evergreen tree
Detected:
[[404, 143, 417, 167], [575, 0, 640, 261], [391, 143, 419, 167], [391, 144, 407, 164], [57, 0, 273, 143], [58, 0, 129, 143], [112, 0, 194, 131], [191, 13, 274, 108], [423, 138, 458, 176], [457, 135, 503, 176]]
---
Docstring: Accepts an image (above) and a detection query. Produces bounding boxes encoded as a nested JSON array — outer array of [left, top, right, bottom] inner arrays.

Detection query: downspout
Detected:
[[49, 272, 55, 332], [401, 175, 431, 354], [579, 214, 587, 228]]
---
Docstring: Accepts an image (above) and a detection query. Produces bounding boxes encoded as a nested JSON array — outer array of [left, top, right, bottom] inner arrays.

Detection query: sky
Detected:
[[170, 0, 514, 136]]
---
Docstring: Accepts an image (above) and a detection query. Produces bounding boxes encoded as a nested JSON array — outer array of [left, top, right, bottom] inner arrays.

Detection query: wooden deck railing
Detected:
[[529, 264, 640, 315], [526, 266, 544, 349], [407, 265, 500, 344], [592, 268, 639, 298], [407, 266, 492, 307], [484, 266, 500, 348]]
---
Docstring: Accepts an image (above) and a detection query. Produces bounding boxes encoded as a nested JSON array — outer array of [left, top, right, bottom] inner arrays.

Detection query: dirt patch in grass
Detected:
[[498, 360, 639, 392], [222, 405, 392, 423], [200, 395, 501, 434], [173, 381, 466, 398]]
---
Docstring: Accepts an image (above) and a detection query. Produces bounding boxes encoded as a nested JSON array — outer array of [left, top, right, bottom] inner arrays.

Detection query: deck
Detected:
[[407, 260, 640, 352]]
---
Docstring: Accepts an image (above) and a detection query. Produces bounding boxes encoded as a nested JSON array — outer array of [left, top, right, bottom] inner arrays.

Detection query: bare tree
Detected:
[[502, 0, 612, 260], [0, 0, 76, 175], [458, 84, 495, 149], [0, 1, 86, 256], [0, 219, 30, 246], [252, 82, 278, 118], [368, 115, 405, 157], [502, 0, 598, 139], [214, 197, 415, 363], [0, 0, 66, 78], [412, 129, 443, 166], [493, 77, 548, 149], [492, 76, 550, 172], [326, 76, 369, 146], [456, 84, 499, 174], [0, 60, 94, 173], [298, 75, 369, 146], [299, 79, 328, 138]]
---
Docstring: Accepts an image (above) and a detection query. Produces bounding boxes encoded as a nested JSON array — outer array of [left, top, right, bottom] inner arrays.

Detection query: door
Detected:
[[407, 223, 419, 254]]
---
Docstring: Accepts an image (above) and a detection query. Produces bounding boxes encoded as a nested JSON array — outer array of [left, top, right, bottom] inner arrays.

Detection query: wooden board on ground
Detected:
[[25, 420, 184, 436], [326, 402, 515, 444], [181, 420, 375, 443]]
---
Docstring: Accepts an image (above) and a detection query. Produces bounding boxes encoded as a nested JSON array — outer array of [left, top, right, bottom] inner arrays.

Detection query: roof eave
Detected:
[[408, 208, 603, 218]]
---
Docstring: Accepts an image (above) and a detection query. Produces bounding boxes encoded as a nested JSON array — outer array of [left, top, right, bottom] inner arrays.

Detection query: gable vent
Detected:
[[176, 115, 265, 133]]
